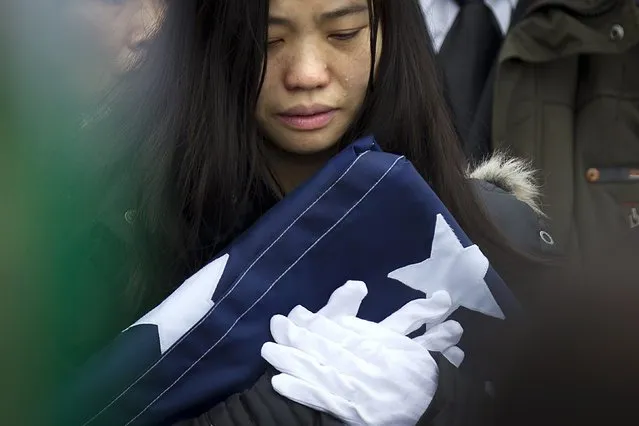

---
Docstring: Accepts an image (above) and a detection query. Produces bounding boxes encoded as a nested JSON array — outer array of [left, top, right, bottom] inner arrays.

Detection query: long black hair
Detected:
[[125, 0, 522, 309]]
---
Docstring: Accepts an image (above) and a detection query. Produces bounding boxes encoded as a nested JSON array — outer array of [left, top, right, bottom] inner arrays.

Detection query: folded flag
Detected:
[[57, 136, 520, 426]]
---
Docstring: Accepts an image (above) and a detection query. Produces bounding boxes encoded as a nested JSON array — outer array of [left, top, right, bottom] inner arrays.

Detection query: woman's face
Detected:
[[256, 0, 382, 156]]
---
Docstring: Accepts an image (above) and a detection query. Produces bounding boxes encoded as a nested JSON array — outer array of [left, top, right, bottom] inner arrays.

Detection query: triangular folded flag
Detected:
[[56, 137, 520, 426]]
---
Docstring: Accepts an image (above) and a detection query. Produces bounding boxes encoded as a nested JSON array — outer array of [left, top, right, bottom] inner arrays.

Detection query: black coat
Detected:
[[178, 357, 492, 426]]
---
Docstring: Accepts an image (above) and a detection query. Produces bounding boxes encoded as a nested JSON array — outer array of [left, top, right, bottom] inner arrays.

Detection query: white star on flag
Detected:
[[126, 254, 230, 354], [388, 214, 504, 320]]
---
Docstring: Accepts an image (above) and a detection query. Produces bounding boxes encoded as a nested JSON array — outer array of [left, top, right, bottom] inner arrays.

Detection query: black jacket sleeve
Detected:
[[178, 357, 492, 426], [471, 180, 556, 257], [471, 179, 564, 313], [417, 357, 494, 426], [175, 368, 343, 426]]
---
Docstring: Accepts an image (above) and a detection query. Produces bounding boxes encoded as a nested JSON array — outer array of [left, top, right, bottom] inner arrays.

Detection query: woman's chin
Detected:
[[267, 127, 346, 157]]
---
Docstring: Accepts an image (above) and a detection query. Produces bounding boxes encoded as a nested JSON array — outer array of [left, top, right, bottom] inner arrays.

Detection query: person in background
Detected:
[[420, 0, 559, 309], [424, 0, 639, 281], [490, 0, 639, 270], [420, 0, 519, 161], [1, 1, 165, 424]]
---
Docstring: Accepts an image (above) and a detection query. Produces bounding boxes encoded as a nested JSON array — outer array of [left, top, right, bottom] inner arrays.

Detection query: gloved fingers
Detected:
[[317, 280, 368, 319], [442, 346, 465, 367], [268, 315, 375, 374], [334, 315, 417, 354], [287, 306, 363, 348], [379, 291, 453, 335], [271, 373, 361, 425], [262, 341, 371, 399], [413, 320, 463, 352], [286, 305, 316, 326]]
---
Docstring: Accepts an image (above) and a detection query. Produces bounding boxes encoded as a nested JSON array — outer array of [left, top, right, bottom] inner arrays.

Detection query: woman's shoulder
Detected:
[[466, 153, 557, 257]]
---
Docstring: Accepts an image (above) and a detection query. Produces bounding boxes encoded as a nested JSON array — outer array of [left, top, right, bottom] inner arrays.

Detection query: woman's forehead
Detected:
[[268, 0, 370, 21]]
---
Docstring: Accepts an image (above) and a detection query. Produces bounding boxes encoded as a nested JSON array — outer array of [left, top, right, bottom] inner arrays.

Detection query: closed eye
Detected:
[[329, 29, 363, 41]]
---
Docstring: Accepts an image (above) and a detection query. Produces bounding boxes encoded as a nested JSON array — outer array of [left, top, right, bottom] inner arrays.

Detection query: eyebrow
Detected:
[[319, 4, 369, 22], [268, 3, 369, 27]]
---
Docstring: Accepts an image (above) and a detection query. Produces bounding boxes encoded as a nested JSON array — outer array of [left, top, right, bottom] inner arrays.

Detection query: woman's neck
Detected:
[[264, 142, 338, 195]]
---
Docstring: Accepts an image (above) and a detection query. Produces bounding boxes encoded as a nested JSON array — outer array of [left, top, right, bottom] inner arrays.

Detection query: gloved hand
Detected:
[[261, 281, 464, 426]]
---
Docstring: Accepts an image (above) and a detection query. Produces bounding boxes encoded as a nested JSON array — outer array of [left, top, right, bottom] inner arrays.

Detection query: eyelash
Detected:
[[267, 28, 364, 48], [329, 29, 363, 41]]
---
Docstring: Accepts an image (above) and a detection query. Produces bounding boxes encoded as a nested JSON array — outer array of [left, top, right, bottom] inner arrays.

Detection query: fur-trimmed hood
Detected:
[[467, 153, 543, 216], [464, 153, 556, 256]]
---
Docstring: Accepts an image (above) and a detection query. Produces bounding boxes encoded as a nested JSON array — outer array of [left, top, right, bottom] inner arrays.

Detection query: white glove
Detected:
[[261, 281, 464, 426]]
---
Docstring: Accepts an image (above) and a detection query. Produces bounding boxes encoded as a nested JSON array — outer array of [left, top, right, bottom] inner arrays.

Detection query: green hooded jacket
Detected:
[[492, 0, 639, 262]]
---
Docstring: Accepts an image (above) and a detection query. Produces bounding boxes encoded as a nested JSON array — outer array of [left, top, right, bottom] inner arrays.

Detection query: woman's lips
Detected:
[[277, 109, 337, 131]]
